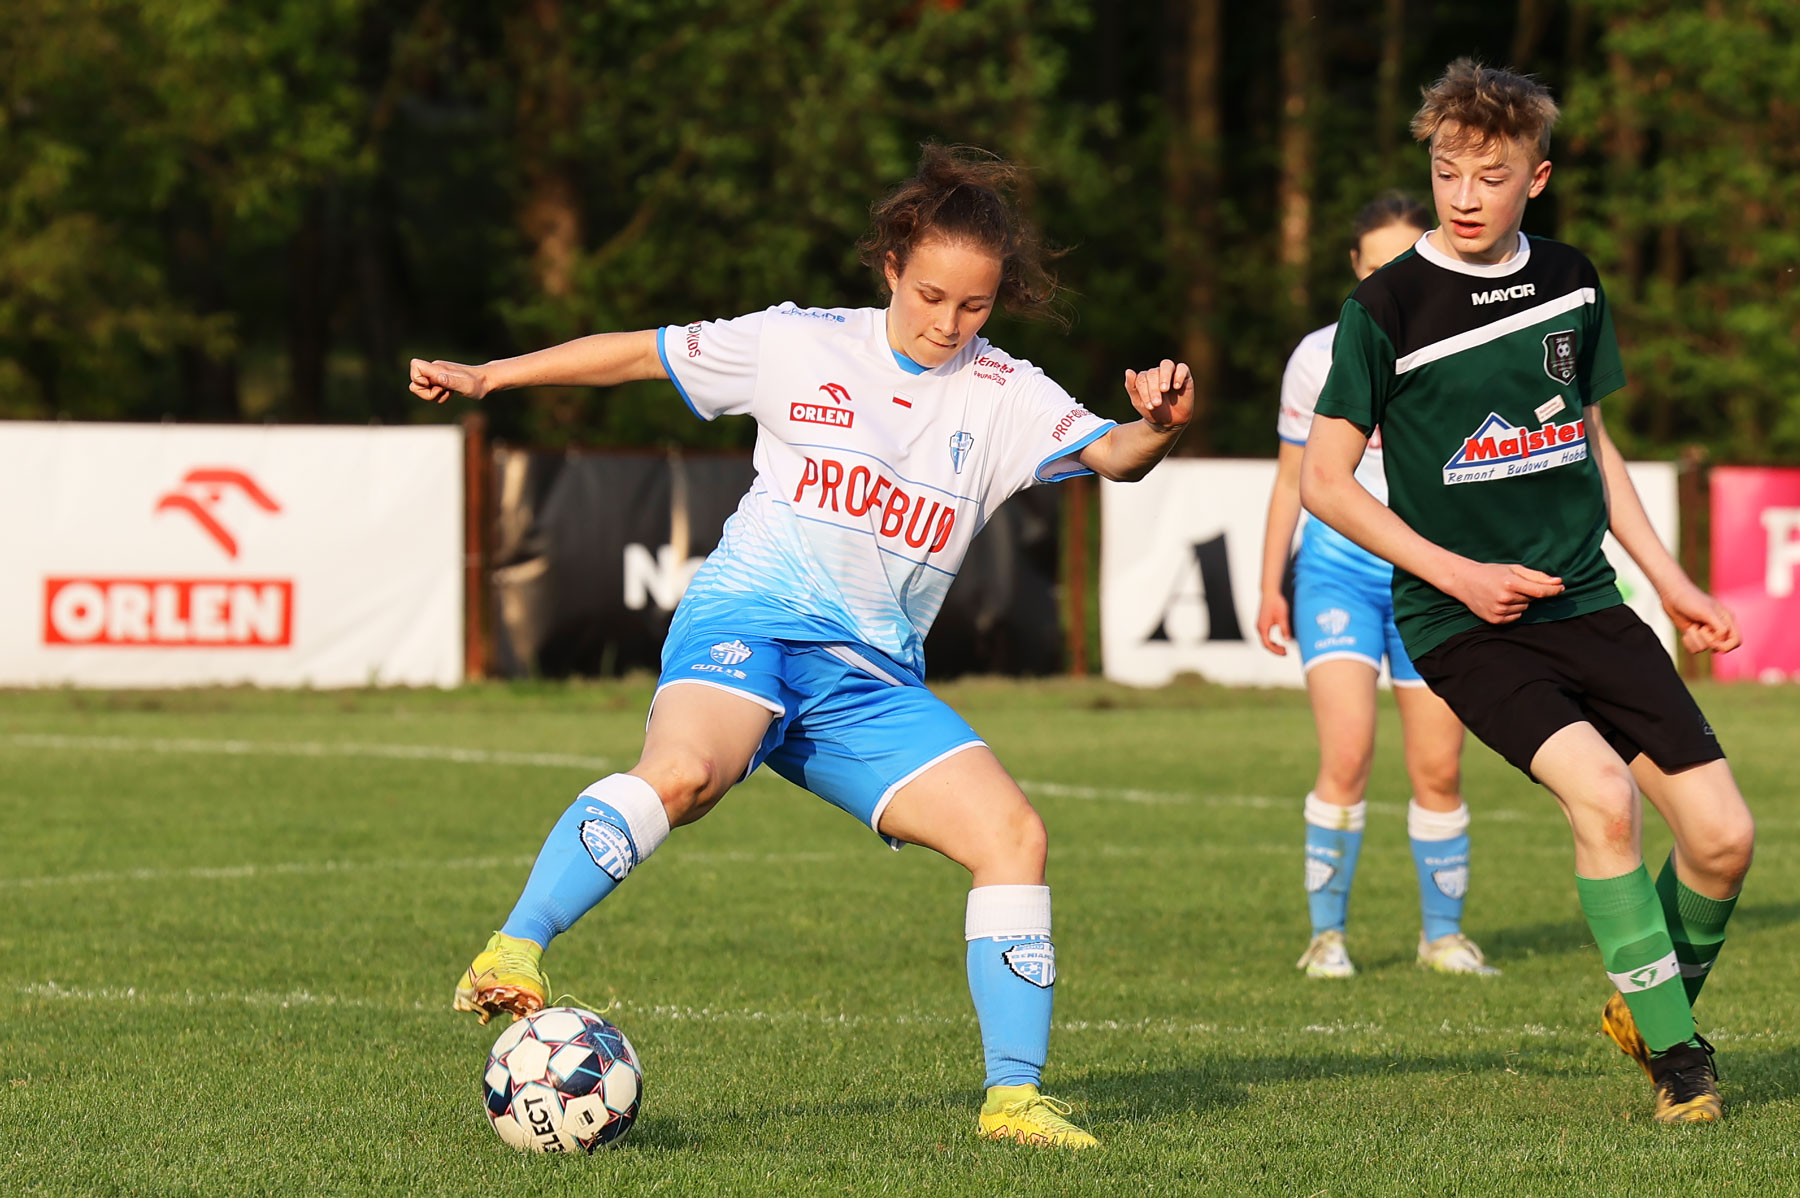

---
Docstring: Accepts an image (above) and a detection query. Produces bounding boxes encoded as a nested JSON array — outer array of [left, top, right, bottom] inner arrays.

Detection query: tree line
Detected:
[[3, 0, 1795, 461]]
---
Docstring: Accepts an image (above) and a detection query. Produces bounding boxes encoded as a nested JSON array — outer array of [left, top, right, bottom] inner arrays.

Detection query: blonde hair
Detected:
[[1411, 58, 1560, 162]]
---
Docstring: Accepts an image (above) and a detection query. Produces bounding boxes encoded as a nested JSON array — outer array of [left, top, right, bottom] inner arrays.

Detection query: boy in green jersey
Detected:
[[1299, 58, 1754, 1125]]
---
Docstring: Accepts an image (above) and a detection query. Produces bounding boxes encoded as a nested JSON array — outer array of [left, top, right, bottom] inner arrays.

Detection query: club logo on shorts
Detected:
[[949, 430, 974, 474], [1543, 330, 1577, 384], [1304, 858, 1336, 893], [1442, 412, 1587, 485], [1431, 865, 1469, 900], [1003, 940, 1056, 988], [1315, 608, 1351, 638], [579, 818, 637, 881], [710, 639, 753, 666]]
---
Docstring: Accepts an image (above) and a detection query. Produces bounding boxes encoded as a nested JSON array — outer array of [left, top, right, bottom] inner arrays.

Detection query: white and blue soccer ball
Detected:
[[482, 1006, 643, 1153]]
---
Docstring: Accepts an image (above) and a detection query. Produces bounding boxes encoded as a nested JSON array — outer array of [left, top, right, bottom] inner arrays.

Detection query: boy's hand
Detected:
[[1662, 581, 1741, 654], [1256, 593, 1292, 655], [1451, 562, 1563, 624], [410, 359, 491, 404]]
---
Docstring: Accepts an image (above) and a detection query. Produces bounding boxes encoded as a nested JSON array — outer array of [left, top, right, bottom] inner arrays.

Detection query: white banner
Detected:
[[0, 422, 463, 687], [1101, 459, 1678, 689]]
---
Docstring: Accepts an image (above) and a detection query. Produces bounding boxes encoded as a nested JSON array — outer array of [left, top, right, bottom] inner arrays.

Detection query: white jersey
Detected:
[[658, 304, 1114, 678], [1277, 323, 1387, 503]]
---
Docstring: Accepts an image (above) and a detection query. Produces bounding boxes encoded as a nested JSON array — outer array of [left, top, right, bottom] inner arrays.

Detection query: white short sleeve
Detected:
[[658, 310, 768, 421], [1276, 323, 1337, 445], [995, 367, 1115, 494]]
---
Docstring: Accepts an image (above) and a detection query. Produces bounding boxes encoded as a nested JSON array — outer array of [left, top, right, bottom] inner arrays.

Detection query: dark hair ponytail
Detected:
[[858, 144, 1065, 327], [1352, 189, 1432, 245]]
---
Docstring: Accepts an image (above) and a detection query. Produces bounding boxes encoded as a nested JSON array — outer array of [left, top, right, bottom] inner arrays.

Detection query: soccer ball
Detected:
[[482, 1006, 643, 1152]]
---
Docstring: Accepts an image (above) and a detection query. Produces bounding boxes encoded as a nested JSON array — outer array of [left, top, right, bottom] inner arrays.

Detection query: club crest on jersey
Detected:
[[710, 639, 753, 666], [1432, 865, 1469, 899], [1442, 412, 1587, 485], [578, 818, 637, 881], [1543, 330, 1578, 384], [1003, 940, 1056, 988], [949, 431, 974, 474]]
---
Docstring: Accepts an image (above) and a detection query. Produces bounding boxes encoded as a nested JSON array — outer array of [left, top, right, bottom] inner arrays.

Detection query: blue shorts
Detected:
[[655, 631, 985, 848], [1292, 566, 1424, 685]]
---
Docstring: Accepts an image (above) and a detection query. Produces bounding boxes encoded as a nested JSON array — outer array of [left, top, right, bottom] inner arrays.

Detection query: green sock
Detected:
[[1655, 853, 1738, 1007], [1576, 864, 1695, 1052]]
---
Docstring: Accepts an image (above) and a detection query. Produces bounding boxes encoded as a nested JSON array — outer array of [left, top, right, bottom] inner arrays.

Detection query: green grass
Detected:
[[4, 678, 1799, 1195]]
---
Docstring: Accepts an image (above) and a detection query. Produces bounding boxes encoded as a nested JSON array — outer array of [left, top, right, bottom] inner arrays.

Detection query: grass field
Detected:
[[5, 678, 1799, 1195]]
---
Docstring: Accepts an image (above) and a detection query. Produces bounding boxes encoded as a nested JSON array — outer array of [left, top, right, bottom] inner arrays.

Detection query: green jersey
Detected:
[[1315, 233, 1628, 658]]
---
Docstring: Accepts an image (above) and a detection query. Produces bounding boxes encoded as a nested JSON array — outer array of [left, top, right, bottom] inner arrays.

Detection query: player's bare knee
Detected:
[[971, 804, 1047, 878], [1410, 761, 1461, 809], [631, 752, 721, 825], [1693, 813, 1756, 887], [1563, 768, 1638, 853], [1316, 756, 1373, 804]]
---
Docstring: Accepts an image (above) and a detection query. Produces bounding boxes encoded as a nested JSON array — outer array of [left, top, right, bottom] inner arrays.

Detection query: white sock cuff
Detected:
[[579, 774, 671, 863], [1304, 793, 1365, 833], [1408, 800, 1470, 841], [965, 884, 1052, 941]]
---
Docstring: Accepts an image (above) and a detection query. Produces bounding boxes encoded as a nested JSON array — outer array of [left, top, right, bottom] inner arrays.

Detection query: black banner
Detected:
[[487, 447, 1061, 679]]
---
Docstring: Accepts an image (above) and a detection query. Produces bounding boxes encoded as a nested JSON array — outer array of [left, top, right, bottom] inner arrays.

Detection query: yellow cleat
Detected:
[[1417, 931, 1500, 976], [976, 1084, 1098, 1149], [1601, 991, 1653, 1080], [453, 931, 549, 1025]]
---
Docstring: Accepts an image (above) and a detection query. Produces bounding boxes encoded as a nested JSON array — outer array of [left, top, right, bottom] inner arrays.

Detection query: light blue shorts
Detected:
[[655, 631, 985, 848], [1292, 566, 1424, 685]]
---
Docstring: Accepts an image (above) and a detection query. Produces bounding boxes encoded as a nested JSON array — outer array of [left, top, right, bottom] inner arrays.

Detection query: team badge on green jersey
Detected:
[[1543, 330, 1578, 384]]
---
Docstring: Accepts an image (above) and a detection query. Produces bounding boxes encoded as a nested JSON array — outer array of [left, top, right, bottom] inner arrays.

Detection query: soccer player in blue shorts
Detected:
[[409, 145, 1196, 1148], [1257, 192, 1498, 980]]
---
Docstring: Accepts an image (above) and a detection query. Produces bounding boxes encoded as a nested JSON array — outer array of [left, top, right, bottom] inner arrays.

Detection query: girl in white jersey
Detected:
[[1255, 192, 1497, 981], [410, 145, 1193, 1150]]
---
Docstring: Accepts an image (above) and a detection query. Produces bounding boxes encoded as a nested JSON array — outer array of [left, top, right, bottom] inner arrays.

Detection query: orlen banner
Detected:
[[1710, 466, 1800, 683], [1101, 459, 1678, 689], [0, 422, 462, 687]]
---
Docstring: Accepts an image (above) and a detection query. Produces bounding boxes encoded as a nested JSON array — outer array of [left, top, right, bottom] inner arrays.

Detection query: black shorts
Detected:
[[1412, 605, 1724, 779]]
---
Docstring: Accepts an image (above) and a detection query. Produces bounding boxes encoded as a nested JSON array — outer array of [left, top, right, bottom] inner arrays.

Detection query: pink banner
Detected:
[[1711, 466, 1800, 682]]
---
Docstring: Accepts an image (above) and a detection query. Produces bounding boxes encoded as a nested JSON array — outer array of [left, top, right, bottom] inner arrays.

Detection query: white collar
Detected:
[[1414, 230, 1532, 278]]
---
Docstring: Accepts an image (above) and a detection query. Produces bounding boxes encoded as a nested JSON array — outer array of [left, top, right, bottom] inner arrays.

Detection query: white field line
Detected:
[[3, 732, 614, 773], [10, 982, 1787, 1045], [3, 732, 1551, 825]]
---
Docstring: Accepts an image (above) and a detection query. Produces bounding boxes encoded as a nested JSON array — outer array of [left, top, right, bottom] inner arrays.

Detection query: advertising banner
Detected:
[[1101, 459, 1678, 689], [0, 422, 463, 687], [1710, 466, 1800, 682], [488, 448, 1062, 680]]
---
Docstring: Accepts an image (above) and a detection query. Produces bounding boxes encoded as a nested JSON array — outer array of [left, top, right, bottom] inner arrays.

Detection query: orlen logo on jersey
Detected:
[[44, 467, 294, 648], [792, 456, 956, 553], [791, 383, 855, 428], [1442, 412, 1587, 486]]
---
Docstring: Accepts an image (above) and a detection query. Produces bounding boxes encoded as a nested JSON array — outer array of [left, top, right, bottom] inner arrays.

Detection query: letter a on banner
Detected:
[[1145, 534, 1244, 644]]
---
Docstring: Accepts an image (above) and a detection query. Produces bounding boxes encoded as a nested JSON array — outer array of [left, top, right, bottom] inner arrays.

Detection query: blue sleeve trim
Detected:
[[1278, 434, 1308, 446], [656, 326, 708, 421], [1034, 421, 1117, 483]]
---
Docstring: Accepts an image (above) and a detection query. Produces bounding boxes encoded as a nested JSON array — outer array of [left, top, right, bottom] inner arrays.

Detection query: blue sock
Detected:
[[499, 774, 671, 948], [1409, 799, 1471, 943], [965, 885, 1055, 1091], [1303, 794, 1364, 935]]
